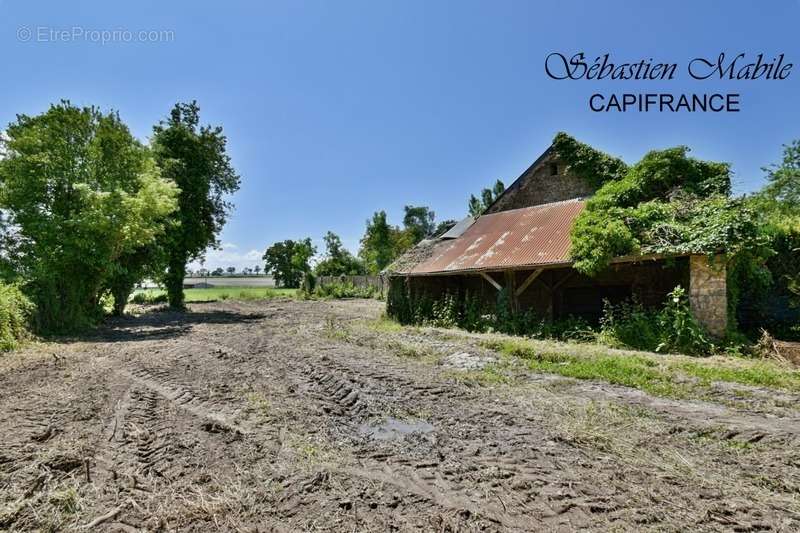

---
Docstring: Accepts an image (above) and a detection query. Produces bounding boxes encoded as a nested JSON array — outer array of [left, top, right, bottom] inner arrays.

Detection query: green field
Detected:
[[132, 286, 297, 304]]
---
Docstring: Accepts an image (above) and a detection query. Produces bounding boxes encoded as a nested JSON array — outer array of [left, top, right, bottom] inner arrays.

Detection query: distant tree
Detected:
[[402, 205, 436, 244], [226, 266, 236, 275], [468, 179, 505, 217], [253, 265, 261, 275], [152, 101, 240, 309], [758, 140, 800, 217], [433, 219, 458, 237], [198, 268, 208, 277], [263, 238, 316, 288], [359, 211, 397, 273], [315, 231, 366, 276], [242, 267, 253, 275], [0, 101, 178, 328], [212, 267, 224, 276]]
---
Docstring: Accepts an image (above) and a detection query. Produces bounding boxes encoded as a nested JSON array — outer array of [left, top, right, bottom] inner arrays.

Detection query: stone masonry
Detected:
[[485, 152, 597, 213], [689, 255, 727, 337]]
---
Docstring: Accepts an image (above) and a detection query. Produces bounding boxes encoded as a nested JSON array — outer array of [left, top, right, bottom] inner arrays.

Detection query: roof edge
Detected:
[[481, 144, 554, 215]]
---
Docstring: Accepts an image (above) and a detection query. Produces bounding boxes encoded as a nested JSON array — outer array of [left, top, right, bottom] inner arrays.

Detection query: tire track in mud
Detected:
[[276, 332, 605, 530], [5, 299, 796, 531]]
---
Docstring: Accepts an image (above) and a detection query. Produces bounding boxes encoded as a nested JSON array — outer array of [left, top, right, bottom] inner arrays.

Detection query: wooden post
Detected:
[[504, 271, 518, 312]]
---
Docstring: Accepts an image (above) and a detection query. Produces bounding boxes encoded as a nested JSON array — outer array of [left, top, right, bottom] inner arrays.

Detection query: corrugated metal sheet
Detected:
[[401, 199, 585, 275]]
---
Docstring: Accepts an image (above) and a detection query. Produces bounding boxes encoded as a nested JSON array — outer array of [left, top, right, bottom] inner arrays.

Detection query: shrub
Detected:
[[598, 298, 661, 351], [314, 281, 378, 299], [130, 291, 168, 305], [599, 286, 713, 355], [0, 283, 34, 351]]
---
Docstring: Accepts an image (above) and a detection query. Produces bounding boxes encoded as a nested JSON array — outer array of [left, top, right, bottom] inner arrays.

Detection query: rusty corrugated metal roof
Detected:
[[399, 199, 585, 275]]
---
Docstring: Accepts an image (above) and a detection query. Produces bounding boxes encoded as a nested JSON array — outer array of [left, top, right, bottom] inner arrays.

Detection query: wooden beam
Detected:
[[551, 270, 574, 291], [479, 271, 502, 291], [515, 269, 543, 297]]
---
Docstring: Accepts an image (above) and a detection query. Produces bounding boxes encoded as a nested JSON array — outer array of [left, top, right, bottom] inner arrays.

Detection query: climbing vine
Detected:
[[551, 132, 628, 188], [558, 136, 761, 277]]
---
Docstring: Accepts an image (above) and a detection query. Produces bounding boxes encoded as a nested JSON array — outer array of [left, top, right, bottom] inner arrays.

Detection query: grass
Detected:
[[132, 286, 297, 304], [481, 337, 800, 397]]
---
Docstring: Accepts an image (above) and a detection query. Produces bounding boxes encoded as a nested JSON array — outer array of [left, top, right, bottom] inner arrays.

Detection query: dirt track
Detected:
[[1, 298, 799, 531]]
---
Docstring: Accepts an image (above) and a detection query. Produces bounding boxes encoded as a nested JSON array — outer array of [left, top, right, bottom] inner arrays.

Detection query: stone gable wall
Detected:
[[485, 153, 597, 213]]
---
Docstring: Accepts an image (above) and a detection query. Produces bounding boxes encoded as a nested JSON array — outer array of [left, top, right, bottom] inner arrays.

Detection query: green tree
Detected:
[[263, 238, 316, 288], [315, 231, 366, 276], [359, 211, 397, 273], [757, 140, 800, 219], [402, 205, 436, 244], [0, 101, 178, 330], [152, 101, 240, 309], [226, 266, 236, 275], [467, 179, 504, 217], [752, 140, 800, 309]]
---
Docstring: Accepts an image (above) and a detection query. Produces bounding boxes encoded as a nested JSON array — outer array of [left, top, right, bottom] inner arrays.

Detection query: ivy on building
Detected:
[[553, 134, 762, 278]]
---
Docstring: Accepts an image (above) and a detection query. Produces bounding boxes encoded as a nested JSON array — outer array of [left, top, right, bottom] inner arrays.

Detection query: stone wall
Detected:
[[485, 152, 597, 213], [688, 255, 727, 337]]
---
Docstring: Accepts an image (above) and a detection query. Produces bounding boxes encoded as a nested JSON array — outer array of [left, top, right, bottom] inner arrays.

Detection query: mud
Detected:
[[1, 298, 799, 531]]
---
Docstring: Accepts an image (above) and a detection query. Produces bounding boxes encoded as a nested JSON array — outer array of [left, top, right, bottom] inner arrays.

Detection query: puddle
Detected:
[[359, 417, 435, 441]]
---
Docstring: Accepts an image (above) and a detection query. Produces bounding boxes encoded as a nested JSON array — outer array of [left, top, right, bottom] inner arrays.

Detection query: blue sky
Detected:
[[2, 1, 799, 270]]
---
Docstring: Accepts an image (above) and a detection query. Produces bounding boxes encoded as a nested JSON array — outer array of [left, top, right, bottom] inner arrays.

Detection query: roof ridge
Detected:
[[479, 197, 586, 217]]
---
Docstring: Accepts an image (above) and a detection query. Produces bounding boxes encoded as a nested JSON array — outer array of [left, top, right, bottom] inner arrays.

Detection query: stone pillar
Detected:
[[689, 255, 727, 337]]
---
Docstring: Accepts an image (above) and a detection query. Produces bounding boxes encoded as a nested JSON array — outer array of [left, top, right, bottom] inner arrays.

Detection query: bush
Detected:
[[130, 291, 168, 305], [0, 283, 34, 351], [598, 298, 662, 351], [314, 281, 379, 299], [599, 286, 713, 356]]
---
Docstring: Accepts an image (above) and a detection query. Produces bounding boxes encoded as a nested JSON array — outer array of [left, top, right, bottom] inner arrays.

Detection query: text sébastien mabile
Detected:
[[545, 52, 792, 113]]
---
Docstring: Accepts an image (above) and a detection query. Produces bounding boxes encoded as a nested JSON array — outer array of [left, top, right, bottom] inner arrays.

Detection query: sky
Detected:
[[2, 0, 799, 270]]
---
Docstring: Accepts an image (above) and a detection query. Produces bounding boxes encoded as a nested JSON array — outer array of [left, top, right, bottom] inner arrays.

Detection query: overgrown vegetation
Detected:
[[0, 101, 179, 331], [598, 287, 713, 355], [386, 279, 592, 341], [386, 277, 716, 355], [313, 281, 379, 299], [558, 133, 798, 340], [482, 336, 800, 396], [0, 283, 33, 351], [131, 286, 296, 304]]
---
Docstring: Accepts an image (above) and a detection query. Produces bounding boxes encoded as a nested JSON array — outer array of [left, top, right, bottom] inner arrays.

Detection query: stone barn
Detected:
[[388, 144, 728, 336]]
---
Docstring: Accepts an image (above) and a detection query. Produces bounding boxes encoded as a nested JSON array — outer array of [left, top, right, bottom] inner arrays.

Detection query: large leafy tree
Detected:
[[152, 101, 240, 308], [315, 231, 365, 276], [402, 205, 435, 244], [0, 101, 178, 330], [263, 238, 316, 288], [468, 179, 504, 217]]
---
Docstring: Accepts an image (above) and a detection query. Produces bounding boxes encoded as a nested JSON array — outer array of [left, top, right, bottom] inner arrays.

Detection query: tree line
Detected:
[[0, 101, 239, 331], [263, 180, 505, 288]]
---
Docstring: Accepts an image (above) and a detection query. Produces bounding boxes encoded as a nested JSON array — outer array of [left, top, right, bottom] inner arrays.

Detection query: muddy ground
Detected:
[[1, 298, 799, 532]]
